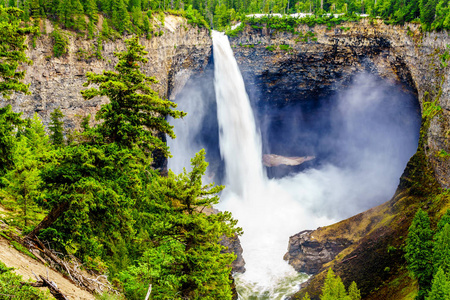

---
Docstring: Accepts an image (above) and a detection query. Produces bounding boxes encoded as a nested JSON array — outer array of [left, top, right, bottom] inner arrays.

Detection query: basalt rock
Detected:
[[230, 20, 450, 188], [2, 15, 211, 131], [283, 230, 352, 275]]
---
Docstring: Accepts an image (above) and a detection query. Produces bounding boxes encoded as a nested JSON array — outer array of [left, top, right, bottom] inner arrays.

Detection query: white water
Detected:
[[212, 31, 333, 299], [168, 31, 417, 299]]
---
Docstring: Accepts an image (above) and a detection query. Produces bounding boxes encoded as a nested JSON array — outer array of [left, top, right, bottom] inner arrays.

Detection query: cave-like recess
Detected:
[[170, 53, 421, 186]]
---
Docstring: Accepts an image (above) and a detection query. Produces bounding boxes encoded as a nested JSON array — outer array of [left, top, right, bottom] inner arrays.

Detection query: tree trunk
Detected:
[[25, 201, 70, 240]]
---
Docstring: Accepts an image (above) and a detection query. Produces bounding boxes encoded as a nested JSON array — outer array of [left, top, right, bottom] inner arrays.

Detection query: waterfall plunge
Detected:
[[168, 31, 419, 299], [212, 31, 332, 299]]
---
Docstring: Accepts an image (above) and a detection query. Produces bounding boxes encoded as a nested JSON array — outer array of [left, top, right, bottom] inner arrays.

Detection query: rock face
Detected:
[[220, 234, 246, 274], [283, 230, 352, 274], [228, 22, 450, 299], [3, 15, 211, 130], [229, 20, 450, 188]]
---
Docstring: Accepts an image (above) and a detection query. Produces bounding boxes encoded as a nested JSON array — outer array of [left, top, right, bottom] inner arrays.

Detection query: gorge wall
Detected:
[[226, 20, 450, 299], [2, 15, 450, 299], [229, 20, 450, 188], [3, 15, 211, 130]]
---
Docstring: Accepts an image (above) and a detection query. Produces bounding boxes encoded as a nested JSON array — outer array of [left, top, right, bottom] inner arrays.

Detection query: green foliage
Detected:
[[0, 6, 36, 99], [50, 25, 69, 57], [0, 261, 48, 299], [81, 36, 185, 157], [320, 269, 361, 300], [279, 44, 293, 51], [432, 223, 450, 275], [302, 292, 311, 300], [426, 267, 450, 300], [405, 209, 434, 299], [120, 150, 241, 299], [0, 106, 23, 175], [0, 135, 42, 228], [49, 107, 65, 146]]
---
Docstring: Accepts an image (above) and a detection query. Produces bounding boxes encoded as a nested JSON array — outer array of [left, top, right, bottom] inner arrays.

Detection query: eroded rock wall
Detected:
[[2, 16, 211, 130], [229, 20, 450, 188], [228, 21, 450, 299]]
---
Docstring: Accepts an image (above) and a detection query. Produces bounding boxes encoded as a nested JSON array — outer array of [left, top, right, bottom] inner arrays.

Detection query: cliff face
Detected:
[[229, 20, 450, 188], [3, 16, 211, 130], [228, 21, 450, 299]]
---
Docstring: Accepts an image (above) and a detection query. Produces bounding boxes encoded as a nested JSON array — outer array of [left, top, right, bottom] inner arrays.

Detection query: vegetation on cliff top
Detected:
[[0, 0, 448, 43], [0, 7, 241, 299]]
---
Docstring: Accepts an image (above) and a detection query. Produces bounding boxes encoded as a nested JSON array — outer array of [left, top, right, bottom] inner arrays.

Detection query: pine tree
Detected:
[[348, 281, 361, 300], [72, 0, 86, 31], [81, 36, 186, 157], [0, 135, 41, 228], [433, 223, 450, 275], [426, 268, 450, 300], [149, 149, 241, 299], [48, 107, 65, 147], [302, 292, 311, 300], [405, 209, 434, 300], [0, 6, 35, 99], [437, 209, 450, 232], [0, 106, 24, 177], [320, 269, 348, 300]]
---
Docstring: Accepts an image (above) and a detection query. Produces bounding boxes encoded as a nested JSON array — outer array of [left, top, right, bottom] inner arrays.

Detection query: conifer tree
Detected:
[[348, 281, 361, 300], [432, 223, 450, 275], [0, 106, 23, 177], [0, 6, 35, 99], [302, 292, 311, 300], [437, 209, 450, 232], [81, 36, 185, 157], [405, 209, 434, 300], [48, 107, 65, 146], [426, 267, 450, 300], [320, 269, 348, 300], [0, 135, 41, 228], [148, 149, 241, 299]]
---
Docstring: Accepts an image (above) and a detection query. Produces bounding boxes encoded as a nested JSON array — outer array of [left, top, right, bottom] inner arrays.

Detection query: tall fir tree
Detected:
[[405, 209, 434, 300], [426, 268, 450, 300], [48, 107, 65, 147], [81, 36, 185, 157]]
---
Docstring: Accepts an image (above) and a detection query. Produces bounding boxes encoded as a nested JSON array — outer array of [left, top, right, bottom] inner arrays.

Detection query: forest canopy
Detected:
[[0, 6, 242, 299], [0, 0, 448, 35]]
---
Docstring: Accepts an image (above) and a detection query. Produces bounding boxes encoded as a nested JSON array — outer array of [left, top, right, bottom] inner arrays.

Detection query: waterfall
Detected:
[[212, 31, 331, 299], [169, 30, 418, 300]]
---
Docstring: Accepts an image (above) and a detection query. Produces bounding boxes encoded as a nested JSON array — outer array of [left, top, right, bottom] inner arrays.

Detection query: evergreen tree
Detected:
[[145, 149, 241, 299], [320, 269, 348, 300], [302, 293, 311, 300], [0, 135, 41, 228], [405, 209, 434, 300], [0, 6, 35, 99], [0, 106, 23, 177], [48, 107, 65, 146], [348, 281, 361, 300], [433, 223, 450, 275], [437, 209, 450, 232], [81, 36, 186, 157], [426, 267, 450, 300]]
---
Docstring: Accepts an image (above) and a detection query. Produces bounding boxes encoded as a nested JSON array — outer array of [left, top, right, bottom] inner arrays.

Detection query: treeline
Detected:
[[0, 6, 241, 299], [406, 208, 450, 300], [0, 0, 448, 37]]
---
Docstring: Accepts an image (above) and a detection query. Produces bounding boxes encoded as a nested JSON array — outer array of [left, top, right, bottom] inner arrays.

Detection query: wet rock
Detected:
[[230, 20, 450, 188], [283, 230, 352, 274]]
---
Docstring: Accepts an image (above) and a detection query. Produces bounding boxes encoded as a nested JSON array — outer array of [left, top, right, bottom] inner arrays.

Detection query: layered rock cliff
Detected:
[[3, 15, 450, 299], [227, 20, 449, 299], [229, 20, 450, 188], [3, 15, 211, 130]]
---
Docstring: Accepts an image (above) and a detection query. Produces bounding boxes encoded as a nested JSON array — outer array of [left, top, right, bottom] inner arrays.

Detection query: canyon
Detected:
[[3, 15, 450, 299]]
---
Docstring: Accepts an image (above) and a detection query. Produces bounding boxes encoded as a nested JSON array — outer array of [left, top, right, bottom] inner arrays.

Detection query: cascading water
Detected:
[[212, 31, 333, 299], [168, 30, 419, 300]]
